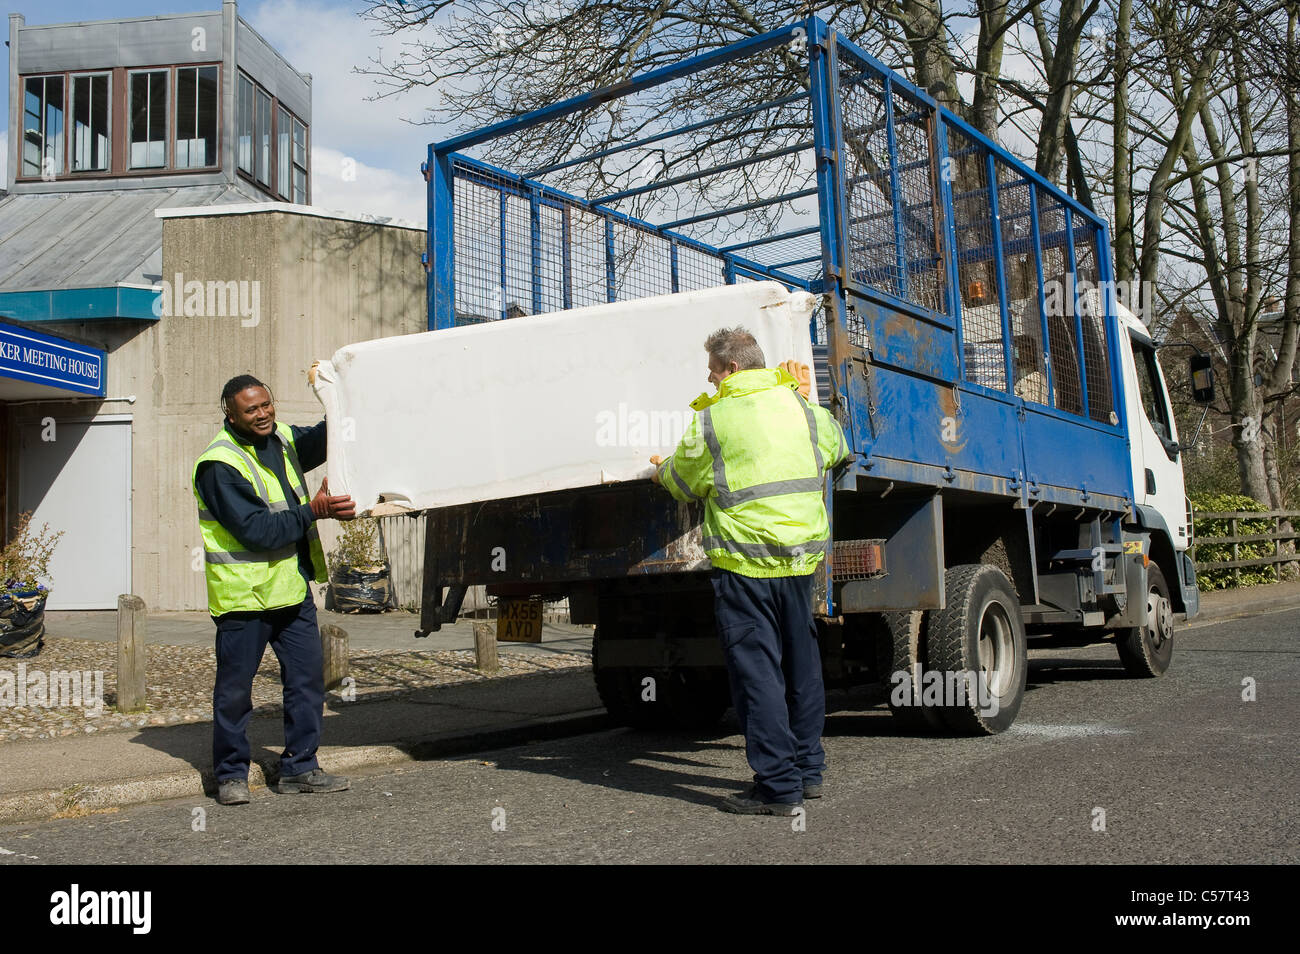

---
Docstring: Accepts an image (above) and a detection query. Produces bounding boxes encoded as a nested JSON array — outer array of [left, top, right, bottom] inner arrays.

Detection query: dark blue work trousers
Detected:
[[711, 569, 826, 803], [213, 593, 323, 782]]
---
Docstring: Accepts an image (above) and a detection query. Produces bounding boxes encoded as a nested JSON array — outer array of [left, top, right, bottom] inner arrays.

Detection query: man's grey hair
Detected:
[[704, 326, 766, 372]]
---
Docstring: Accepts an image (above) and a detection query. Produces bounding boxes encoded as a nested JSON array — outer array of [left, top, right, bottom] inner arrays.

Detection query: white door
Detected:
[[1123, 331, 1190, 547], [16, 418, 131, 609]]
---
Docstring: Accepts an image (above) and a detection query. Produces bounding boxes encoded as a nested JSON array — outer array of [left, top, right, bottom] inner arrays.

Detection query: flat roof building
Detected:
[[0, 4, 427, 612]]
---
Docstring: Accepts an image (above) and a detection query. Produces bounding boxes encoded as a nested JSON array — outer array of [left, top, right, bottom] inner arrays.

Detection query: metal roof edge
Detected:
[[154, 202, 424, 232]]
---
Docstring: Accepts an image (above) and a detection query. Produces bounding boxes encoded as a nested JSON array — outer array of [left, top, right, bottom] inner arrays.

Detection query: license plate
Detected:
[[497, 598, 544, 643]]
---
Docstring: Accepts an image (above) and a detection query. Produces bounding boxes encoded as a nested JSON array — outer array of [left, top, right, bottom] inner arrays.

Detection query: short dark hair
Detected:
[[221, 374, 273, 419], [704, 326, 766, 372]]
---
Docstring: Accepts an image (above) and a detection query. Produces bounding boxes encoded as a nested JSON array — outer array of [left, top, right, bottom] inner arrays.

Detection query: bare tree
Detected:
[[1141, 0, 1300, 505]]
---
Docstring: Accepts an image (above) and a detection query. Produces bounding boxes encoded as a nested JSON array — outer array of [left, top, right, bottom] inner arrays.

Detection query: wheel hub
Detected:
[[976, 598, 1014, 697], [1146, 589, 1172, 648]]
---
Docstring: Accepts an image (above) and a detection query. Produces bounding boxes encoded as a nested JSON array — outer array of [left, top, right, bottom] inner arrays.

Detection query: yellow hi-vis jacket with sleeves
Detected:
[[657, 367, 849, 578], [192, 421, 327, 616]]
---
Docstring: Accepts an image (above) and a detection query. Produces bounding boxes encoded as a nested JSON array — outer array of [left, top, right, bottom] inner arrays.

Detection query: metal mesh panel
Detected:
[[1073, 223, 1114, 422], [891, 90, 946, 313], [567, 208, 607, 309], [451, 158, 739, 323], [676, 243, 728, 291], [452, 170, 504, 324], [838, 57, 944, 315], [613, 229, 673, 300], [537, 202, 566, 313], [846, 305, 869, 349], [948, 126, 1005, 391], [1036, 187, 1083, 415], [995, 160, 1048, 403], [838, 69, 899, 300], [502, 192, 533, 316]]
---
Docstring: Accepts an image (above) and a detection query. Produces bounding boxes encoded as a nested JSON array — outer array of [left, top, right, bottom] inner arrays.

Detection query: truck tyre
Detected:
[[878, 611, 947, 731], [925, 564, 1027, 734], [591, 629, 730, 730], [1116, 564, 1173, 677]]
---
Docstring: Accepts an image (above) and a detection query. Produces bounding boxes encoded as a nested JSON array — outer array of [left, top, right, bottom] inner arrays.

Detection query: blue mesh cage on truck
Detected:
[[423, 16, 1130, 515], [417, 16, 1179, 732]]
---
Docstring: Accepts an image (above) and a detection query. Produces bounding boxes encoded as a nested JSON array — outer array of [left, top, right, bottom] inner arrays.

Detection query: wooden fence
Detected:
[[1191, 510, 1300, 584]]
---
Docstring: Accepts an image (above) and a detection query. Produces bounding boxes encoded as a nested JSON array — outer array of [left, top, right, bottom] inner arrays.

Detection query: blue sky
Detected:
[[3, 0, 453, 221]]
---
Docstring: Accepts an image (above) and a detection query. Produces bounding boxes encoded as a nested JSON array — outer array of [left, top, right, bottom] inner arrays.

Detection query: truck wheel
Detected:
[[878, 611, 947, 731], [591, 630, 730, 729], [925, 564, 1027, 734], [1116, 565, 1173, 677]]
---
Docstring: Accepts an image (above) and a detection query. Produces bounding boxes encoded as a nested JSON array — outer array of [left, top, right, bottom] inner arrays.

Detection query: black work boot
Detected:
[[217, 779, 251, 805], [276, 768, 350, 794], [720, 785, 802, 816]]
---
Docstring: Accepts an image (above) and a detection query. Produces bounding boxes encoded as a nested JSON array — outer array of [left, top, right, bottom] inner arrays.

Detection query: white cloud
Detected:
[[310, 145, 424, 225]]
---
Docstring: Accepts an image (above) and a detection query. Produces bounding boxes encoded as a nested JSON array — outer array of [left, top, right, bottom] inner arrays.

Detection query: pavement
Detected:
[[0, 581, 1295, 826]]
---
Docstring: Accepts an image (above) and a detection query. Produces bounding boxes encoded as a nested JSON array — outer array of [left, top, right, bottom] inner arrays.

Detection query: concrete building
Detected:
[[1, 5, 427, 610]]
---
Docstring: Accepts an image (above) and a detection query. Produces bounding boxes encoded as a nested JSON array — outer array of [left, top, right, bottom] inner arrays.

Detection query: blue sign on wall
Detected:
[[0, 321, 105, 396]]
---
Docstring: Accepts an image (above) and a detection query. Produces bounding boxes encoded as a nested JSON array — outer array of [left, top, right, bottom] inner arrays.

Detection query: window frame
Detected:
[[126, 67, 171, 171], [69, 71, 112, 174], [173, 64, 220, 171], [21, 73, 66, 179], [254, 85, 273, 187], [16, 63, 222, 182], [276, 104, 293, 200], [290, 112, 308, 204], [235, 69, 309, 202], [1129, 330, 1179, 461]]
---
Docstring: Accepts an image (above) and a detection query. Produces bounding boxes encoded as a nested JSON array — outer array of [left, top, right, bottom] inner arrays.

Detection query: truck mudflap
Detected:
[[1180, 551, 1200, 618]]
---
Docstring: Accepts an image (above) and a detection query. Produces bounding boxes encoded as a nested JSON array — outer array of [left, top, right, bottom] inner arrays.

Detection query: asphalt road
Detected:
[[1, 608, 1295, 865]]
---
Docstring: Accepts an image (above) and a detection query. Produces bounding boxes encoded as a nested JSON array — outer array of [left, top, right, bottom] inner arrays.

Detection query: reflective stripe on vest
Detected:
[[699, 399, 824, 510], [689, 372, 836, 578], [193, 421, 326, 615]]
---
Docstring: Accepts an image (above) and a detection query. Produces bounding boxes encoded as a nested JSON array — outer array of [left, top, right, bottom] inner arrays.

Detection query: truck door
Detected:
[[1125, 330, 1190, 545]]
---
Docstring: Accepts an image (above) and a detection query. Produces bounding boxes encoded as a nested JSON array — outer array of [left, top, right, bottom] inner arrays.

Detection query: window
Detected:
[[22, 75, 64, 177], [256, 88, 272, 186], [175, 66, 218, 169], [129, 70, 168, 168], [291, 115, 308, 203], [71, 73, 110, 172], [277, 105, 292, 199], [237, 73, 254, 175], [1131, 335, 1173, 442], [237, 70, 308, 200]]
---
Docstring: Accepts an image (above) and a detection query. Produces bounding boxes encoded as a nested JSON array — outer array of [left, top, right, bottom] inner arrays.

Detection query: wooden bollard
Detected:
[[473, 621, 499, 674], [116, 594, 147, 713], [320, 623, 349, 691]]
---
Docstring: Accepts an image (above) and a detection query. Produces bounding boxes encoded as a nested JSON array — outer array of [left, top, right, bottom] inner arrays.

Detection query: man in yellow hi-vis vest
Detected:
[[652, 327, 848, 815], [193, 374, 355, 806]]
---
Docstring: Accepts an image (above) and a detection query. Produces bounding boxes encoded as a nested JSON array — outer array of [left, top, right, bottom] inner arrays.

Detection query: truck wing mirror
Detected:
[[1190, 353, 1215, 404]]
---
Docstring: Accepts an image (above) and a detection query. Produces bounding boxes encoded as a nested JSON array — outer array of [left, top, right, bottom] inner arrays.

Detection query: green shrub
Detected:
[[1, 512, 65, 595], [327, 518, 385, 576], [1190, 493, 1275, 590]]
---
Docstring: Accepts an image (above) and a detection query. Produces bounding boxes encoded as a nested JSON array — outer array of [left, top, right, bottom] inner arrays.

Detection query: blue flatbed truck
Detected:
[[414, 16, 1208, 734]]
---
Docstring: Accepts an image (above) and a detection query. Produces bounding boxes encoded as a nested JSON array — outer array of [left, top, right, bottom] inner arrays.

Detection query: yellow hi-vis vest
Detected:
[[657, 367, 849, 578], [192, 421, 327, 616]]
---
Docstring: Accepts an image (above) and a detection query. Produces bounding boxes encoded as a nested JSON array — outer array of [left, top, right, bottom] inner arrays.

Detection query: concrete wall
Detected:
[[6, 208, 426, 610]]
